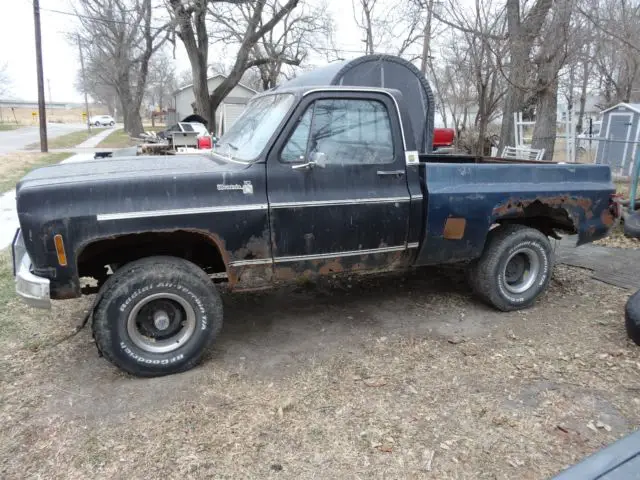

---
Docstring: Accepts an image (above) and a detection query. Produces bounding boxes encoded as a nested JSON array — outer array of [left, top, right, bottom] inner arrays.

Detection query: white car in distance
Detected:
[[90, 115, 116, 127]]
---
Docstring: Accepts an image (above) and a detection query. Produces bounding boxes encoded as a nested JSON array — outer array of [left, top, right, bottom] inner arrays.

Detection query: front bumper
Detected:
[[12, 229, 51, 309]]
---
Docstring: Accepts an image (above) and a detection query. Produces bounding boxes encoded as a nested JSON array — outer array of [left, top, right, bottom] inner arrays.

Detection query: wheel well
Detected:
[[77, 231, 227, 280], [495, 200, 578, 239]]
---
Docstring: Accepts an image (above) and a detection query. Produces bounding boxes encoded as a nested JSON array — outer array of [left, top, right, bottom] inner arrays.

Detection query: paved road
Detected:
[[0, 123, 87, 153]]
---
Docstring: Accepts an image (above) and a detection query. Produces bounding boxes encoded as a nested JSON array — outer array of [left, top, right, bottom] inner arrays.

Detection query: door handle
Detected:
[[292, 160, 316, 170], [377, 170, 405, 177]]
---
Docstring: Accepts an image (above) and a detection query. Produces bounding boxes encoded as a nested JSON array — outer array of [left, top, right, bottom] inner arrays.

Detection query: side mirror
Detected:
[[310, 151, 326, 167]]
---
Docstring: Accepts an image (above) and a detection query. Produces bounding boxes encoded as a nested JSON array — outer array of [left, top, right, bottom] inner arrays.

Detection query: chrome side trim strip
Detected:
[[270, 197, 411, 208], [274, 245, 407, 263], [97, 204, 269, 221], [229, 258, 273, 267], [230, 244, 417, 267]]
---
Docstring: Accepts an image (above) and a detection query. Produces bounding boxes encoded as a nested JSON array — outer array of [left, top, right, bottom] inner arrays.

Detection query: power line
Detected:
[[30, 3, 170, 33], [34, 3, 390, 57]]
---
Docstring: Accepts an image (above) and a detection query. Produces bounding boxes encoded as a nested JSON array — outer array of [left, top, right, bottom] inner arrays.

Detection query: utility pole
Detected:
[[33, 0, 48, 152], [77, 34, 91, 134]]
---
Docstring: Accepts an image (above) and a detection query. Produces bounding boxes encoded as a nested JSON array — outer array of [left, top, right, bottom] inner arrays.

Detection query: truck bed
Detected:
[[413, 160, 616, 266]]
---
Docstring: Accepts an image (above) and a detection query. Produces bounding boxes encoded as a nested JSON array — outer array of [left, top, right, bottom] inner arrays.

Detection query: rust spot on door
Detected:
[[443, 217, 466, 240]]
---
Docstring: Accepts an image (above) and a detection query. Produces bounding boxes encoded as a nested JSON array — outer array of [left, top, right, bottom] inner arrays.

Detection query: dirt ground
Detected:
[[0, 251, 638, 479]]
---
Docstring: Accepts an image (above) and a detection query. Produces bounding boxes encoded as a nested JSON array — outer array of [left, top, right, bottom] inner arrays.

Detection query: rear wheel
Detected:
[[92, 256, 223, 377], [468, 224, 554, 311]]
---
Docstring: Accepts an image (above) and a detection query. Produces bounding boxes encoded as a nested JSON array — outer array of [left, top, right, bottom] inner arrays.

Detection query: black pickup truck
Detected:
[[12, 56, 618, 376]]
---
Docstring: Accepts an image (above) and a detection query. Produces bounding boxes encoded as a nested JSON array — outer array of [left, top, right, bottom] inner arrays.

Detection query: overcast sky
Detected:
[[1, 0, 375, 103]]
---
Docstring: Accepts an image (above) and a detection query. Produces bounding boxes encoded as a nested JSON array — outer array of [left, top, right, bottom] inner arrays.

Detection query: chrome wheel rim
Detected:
[[127, 293, 196, 354], [502, 247, 540, 294]]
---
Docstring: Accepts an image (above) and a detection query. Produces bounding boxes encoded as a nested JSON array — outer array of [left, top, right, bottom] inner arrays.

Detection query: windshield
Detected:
[[214, 93, 296, 162]]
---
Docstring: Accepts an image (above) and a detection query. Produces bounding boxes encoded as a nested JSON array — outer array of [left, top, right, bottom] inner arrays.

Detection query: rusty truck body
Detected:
[[12, 56, 618, 376]]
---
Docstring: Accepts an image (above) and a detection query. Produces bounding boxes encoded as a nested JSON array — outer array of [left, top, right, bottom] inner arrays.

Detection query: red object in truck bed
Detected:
[[433, 128, 455, 148]]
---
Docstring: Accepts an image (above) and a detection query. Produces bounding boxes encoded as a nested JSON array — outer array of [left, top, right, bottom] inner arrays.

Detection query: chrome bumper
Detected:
[[12, 229, 51, 309]]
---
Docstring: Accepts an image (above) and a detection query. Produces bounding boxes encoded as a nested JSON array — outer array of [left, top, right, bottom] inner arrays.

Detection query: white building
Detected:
[[169, 74, 257, 135]]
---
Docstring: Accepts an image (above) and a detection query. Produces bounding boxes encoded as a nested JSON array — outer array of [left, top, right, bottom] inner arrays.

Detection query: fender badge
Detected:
[[216, 180, 254, 195]]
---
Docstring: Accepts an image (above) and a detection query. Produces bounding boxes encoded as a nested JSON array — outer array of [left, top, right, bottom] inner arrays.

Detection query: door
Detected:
[[604, 113, 633, 172], [266, 91, 411, 276]]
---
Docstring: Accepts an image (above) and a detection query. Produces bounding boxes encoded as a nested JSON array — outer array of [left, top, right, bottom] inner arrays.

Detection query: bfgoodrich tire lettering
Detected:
[[92, 256, 223, 377], [469, 224, 554, 311]]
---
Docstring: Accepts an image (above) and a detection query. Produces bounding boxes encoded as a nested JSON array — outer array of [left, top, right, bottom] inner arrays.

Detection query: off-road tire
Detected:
[[625, 289, 640, 346], [92, 256, 223, 377], [469, 224, 554, 311]]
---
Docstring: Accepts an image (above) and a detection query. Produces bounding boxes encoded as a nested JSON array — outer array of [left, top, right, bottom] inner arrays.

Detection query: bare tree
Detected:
[[529, 0, 574, 159], [352, 0, 424, 58], [353, 0, 377, 54], [253, 1, 333, 89], [177, 68, 194, 88], [497, 0, 553, 149], [75, 67, 119, 115], [168, 0, 300, 130], [146, 50, 177, 111], [429, 47, 476, 134], [209, 0, 333, 91], [436, 0, 507, 154], [74, 0, 170, 135], [587, 0, 640, 106]]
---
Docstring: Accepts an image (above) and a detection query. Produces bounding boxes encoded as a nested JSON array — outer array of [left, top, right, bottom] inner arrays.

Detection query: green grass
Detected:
[[0, 251, 18, 339], [0, 123, 21, 131], [96, 128, 138, 148], [25, 128, 107, 150], [0, 152, 73, 193]]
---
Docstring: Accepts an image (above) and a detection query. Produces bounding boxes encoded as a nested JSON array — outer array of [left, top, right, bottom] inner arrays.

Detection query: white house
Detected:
[[169, 74, 257, 135]]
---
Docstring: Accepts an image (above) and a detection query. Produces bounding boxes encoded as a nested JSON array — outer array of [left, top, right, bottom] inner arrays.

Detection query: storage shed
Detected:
[[275, 55, 436, 153], [595, 103, 640, 176], [169, 74, 257, 135]]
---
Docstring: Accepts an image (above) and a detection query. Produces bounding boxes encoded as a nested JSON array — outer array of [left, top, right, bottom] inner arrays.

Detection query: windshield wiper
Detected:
[[220, 141, 238, 151]]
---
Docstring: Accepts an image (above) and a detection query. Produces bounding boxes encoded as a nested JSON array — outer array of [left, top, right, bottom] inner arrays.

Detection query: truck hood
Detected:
[[17, 154, 247, 189], [16, 153, 266, 222]]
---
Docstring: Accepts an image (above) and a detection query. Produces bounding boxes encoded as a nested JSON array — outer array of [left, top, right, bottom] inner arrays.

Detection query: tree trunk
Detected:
[[499, 0, 554, 150], [120, 95, 129, 130], [476, 85, 488, 155], [420, 0, 434, 75], [576, 60, 589, 133], [192, 60, 213, 127], [499, 54, 528, 149], [531, 77, 558, 161], [127, 104, 144, 136]]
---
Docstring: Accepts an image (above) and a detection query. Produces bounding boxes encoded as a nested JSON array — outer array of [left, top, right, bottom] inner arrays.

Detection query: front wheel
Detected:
[[109, 121, 115, 126], [94, 121, 101, 127], [92, 256, 223, 377], [468, 224, 554, 311]]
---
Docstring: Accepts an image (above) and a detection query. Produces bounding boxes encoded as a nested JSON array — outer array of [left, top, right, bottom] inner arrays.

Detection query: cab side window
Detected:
[[280, 98, 395, 165]]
